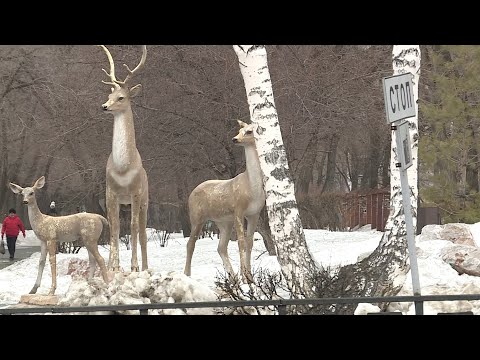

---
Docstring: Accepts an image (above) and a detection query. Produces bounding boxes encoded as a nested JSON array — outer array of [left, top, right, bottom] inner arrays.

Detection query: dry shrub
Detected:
[[297, 190, 346, 230]]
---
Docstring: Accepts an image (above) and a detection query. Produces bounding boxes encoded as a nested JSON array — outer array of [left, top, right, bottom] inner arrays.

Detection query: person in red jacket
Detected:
[[1, 208, 26, 260]]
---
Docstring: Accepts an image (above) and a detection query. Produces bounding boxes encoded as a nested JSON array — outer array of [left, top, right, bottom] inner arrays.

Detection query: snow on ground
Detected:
[[2, 223, 480, 314]]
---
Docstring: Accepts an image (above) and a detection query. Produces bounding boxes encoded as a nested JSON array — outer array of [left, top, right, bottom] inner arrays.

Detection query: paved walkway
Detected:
[[0, 246, 41, 270]]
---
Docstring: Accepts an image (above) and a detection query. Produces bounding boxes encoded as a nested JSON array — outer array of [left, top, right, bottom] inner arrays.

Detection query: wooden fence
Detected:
[[342, 188, 390, 231]]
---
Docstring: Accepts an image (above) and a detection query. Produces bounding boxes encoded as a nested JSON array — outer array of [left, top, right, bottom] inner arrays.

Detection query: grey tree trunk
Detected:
[[257, 207, 276, 256], [234, 45, 317, 297], [295, 135, 319, 195], [176, 174, 191, 238], [322, 133, 340, 193]]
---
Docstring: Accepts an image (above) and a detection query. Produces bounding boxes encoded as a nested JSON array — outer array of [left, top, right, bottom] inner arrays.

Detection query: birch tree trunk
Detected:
[[233, 45, 318, 297], [390, 45, 421, 232], [324, 46, 421, 314]]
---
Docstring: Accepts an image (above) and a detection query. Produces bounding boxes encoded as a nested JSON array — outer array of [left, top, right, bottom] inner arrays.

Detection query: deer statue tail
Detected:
[[99, 215, 110, 246]]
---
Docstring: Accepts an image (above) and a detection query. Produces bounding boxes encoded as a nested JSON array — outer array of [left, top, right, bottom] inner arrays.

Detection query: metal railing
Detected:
[[1, 293, 480, 315]]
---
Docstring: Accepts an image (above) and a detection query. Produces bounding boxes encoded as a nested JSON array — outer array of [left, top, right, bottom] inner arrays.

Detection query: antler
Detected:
[[121, 45, 147, 85], [98, 45, 121, 90], [99, 45, 147, 88]]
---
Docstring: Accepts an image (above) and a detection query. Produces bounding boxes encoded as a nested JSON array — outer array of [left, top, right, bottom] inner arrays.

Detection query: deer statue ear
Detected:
[[129, 84, 142, 98], [9, 182, 23, 194], [33, 176, 46, 189], [237, 120, 249, 128], [110, 87, 115, 93]]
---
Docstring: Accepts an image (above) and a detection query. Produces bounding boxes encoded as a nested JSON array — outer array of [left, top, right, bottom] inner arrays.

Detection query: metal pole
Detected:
[[277, 304, 287, 315], [139, 308, 148, 315], [395, 130, 423, 315]]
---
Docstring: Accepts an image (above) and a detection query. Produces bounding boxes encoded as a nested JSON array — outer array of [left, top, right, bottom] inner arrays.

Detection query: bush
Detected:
[[296, 190, 345, 230]]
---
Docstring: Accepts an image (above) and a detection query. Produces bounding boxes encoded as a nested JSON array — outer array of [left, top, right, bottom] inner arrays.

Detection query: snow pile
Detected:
[[59, 269, 219, 315], [386, 226, 480, 315]]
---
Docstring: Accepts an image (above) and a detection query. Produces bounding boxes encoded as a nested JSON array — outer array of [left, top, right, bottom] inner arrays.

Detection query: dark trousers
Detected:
[[6, 236, 17, 258]]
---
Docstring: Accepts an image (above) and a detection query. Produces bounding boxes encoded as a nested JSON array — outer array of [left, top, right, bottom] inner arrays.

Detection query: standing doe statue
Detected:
[[99, 45, 149, 272], [184, 120, 266, 283], [9, 176, 110, 296]]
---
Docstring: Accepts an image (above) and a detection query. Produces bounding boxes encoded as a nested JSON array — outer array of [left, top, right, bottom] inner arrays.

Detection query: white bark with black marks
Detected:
[[294, 46, 421, 313], [389, 45, 421, 231], [354, 46, 422, 299], [233, 45, 318, 297], [375, 46, 421, 294], [355, 45, 421, 302]]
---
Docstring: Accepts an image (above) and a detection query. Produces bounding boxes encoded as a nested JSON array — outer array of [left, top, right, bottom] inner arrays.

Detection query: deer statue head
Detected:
[[9, 176, 45, 206], [99, 45, 147, 114], [232, 120, 256, 146]]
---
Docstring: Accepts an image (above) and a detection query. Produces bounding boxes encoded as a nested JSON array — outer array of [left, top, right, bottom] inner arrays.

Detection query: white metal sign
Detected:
[[383, 73, 416, 124], [396, 120, 412, 170]]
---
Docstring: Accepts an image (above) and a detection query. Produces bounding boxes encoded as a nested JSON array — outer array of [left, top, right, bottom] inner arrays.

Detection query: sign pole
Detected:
[[383, 73, 423, 315], [394, 124, 423, 315]]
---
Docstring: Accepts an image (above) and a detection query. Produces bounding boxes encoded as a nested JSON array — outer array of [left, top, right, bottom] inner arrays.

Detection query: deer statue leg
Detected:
[[87, 248, 97, 280], [29, 241, 47, 294], [184, 222, 204, 276], [47, 240, 57, 295], [130, 196, 141, 272], [216, 221, 235, 278], [139, 193, 149, 271], [106, 188, 120, 271], [86, 243, 109, 283], [234, 211, 253, 283], [245, 214, 260, 275]]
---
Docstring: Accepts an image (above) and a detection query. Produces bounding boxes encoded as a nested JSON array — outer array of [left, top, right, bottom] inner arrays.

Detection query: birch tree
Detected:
[[233, 45, 317, 297], [390, 45, 421, 230], [316, 45, 422, 313]]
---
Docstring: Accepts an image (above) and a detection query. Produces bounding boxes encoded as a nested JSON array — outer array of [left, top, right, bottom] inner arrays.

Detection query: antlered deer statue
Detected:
[[98, 45, 149, 272]]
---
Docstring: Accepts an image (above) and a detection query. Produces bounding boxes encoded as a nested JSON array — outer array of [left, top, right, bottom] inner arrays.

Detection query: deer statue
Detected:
[[9, 176, 110, 296], [98, 45, 149, 272], [184, 120, 266, 283]]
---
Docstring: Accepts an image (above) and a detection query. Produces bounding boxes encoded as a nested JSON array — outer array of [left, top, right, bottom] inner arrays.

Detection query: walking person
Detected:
[[48, 201, 57, 216], [1, 208, 26, 260]]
